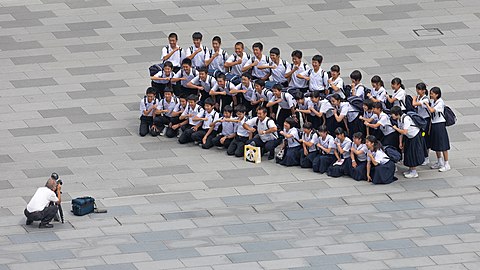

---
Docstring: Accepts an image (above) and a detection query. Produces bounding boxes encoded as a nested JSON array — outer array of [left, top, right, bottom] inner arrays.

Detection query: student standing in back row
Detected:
[[224, 42, 250, 76], [161, 33, 183, 73], [205, 36, 228, 73], [186, 32, 208, 69], [285, 50, 309, 94], [386, 77, 406, 111], [412, 82, 431, 166], [242, 42, 271, 81], [267, 47, 289, 87], [297, 55, 329, 95]]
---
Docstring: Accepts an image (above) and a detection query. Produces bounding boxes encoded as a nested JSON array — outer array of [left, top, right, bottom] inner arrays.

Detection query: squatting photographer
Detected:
[[24, 173, 62, 228]]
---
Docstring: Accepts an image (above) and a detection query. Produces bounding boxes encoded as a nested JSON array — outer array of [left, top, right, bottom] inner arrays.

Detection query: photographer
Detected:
[[24, 175, 61, 228]]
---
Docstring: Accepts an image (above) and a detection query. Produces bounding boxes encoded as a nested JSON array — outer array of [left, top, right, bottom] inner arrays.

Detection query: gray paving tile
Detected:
[[462, 74, 480, 83], [228, 8, 274, 18], [146, 192, 196, 203], [205, 178, 254, 188], [469, 43, 480, 51], [10, 55, 56, 66], [163, 210, 211, 220], [306, 254, 355, 266], [375, 56, 423, 66], [82, 128, 131, 139], [66, 0, 111, 9], [377, 3, 422, 13], [342, 28, 388, 38], [283, 208, 334, 220], [222, 194, 271, 206], [68, 90, 115, 99], [23, 249, 75, 262], [174, 0, 218, 7], [8, 233, 60, 244], [142, 165, 193, 176], [0, 154, 14, 163], [227, 251, 278, 263], [121, 31, 166, 41], [53, 147, 102, 158], [132, 231, 183, 242], [0, 180, 13, 189], [66, 43, 113, 53], [148, 248, 201, 260], [67, 66, 114, 76], [0, 19, 43, 28], [399, 39, 446, 49], [81, 80, 128, 90], [397, 245, 450, 258], [86, 264, 137, 270], [241, 240, 292, 252], [11, 78, 57, 88], [53, 30, 99, 39], [22, 166, 73, 178], [90, 206, 136, 219], [39, 107, 87, 118], [218, 168, 268, 178], [224, 222, 275, 235], [366, 239, 417, 250], [117, 241, 168, 253], [373, 201, 424, 212], [347, 222, 397, 233], [9, 126, 58, 137], [422, 22, 469, 31], [309, 2, 354, 11], [114, 185, 163, 197], [67, 113, 116, 124], [366, 12, 411, 21], [288, 40, 335, 50], [425, 224, 476, 236], [66, 21, 112, 31]]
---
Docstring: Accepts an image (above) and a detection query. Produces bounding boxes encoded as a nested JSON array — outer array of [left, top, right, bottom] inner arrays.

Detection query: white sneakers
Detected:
[[430, 162, 442, 169], [421, 157, 429, 166], [439, 164, 451, 172], [404, 171, 419, 178]]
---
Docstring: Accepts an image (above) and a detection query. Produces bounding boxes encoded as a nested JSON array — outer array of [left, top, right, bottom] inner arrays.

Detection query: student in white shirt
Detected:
[[211, 105, 236, 149], [25, 176, 61, 228], [386, 77, 406, 111], [267, 47, 288, 87], [312, 125, 336, 173], [425, 87, 451, 172], [391, 106, 426, 179], [243, 106, 280, 160], [171, 58, 198, 97], [226, 105, 250, 157], [285, 50, 310, 93], [344, 132, 368, 181], [191, 98, 221, 148], [365, 102, 399, 150], [153, 88, 178, 136], [277, 117, 302, 166], [205, 36, 228, 73], [294, 91, 313, 126], [299, 122, 319, 168], [297, 55, 329, 95], [242, 42, 270, 80], [328, 65, 344, 99], [161, 32, 183, 72], [330, 93, 363, 137], [165, 95, 188, 138], [359, 99, 377, 136], [186, 32, 208, 69], [139, 87, 159, 137], [366, 135, 397, 184], [367, 75, 387, 104], [230, 72, 255, 113], [412, 82, 431, 165], [178, 94, 204, 144], [150, 61, 174, 99], [349, 70, 365, 99], [250, 80, 272, 116], [267, 84, 297, 129], [209, 73, 236, 113], [187, 67, 217, 105], [327, 127, 353, 177], [224, 41, 250, 76]]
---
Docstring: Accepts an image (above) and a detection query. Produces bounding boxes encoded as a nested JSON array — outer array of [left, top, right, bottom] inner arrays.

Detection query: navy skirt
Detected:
[[424, 117, 431, 150], [347, 116, 363, 138], [278, 145, 302, 166], [382, 132, 399, 150], [300, 150, 318, 168], [371, 160, 397, 185], [430, 122, 450, 152], [327, 157, 350, 178], [344, 158, 367, 181], [313, 154, 336, 173], [403, 132, 426, 167]]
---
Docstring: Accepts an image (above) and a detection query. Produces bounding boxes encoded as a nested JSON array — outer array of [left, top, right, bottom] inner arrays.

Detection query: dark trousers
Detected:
[[247, 135, 282, 159], [165, 116, 182, 138], [153, 115, 171, 132], [276, 108, 291, 129], [227, 135, 249, 157], [139, 115, 154, 137], [212, 135, 233, 149], [178, 124, 195, 144], [24, 205, 58, 224], [191, 129, 218, 149], [151, 81, 169, 100]]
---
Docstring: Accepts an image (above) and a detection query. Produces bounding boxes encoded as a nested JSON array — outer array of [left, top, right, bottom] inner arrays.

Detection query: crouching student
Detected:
[[165, 95, 188, 138], [153, 88, 178, 136], [139, 87, 159, 137], [327, 127, 353, 177], [299, 122, 319, 168], [276, 117, 301, 166], [312, 125, 336, 173], [366, 135, 397, 184], [211, 105, 236, 149], [227, 105, 250, 157], [178, 95, 204, 144], [365, 102, 399, 149], [330, 94, 362, 137], [244, 107, 281, 160], [191, 98, 220, 148], [151, 61, 174, 99], [267, 84, 297, 129], [344, 132, 368, 181]]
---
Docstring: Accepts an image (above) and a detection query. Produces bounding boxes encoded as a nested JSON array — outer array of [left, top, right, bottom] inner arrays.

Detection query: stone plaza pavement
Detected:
[[1, 0, 480, 269]]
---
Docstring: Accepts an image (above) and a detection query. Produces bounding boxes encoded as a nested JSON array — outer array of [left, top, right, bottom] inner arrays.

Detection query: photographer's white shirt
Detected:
[[27, 187, 58, 212]]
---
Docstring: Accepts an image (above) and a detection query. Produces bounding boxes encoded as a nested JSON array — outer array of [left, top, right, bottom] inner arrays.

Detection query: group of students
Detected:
[[138, 31, 453, 184]]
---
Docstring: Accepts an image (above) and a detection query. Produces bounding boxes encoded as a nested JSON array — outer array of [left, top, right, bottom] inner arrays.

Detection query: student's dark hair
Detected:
[[363, 99, 373, 110], [163, 61, 173, 69], [330, 65, 340, 73], [163, 87, 173, 93], [303, 122, 313, 130], [146, 87, 156, 95], [317, 125, 328, 133], [241, 72, 252, 80], [223, 105, 233, 113], [235, 104, 246, 113], [204, 97, 216, 106], [371, 75, 384, 87], [335, 127, 347, 136], [192, 32, 203, 40], [285, 117, 296, 128], [416, 82, 427, 91], [272, 83, 283, 91], [350, 70, 362, 82], [255, 79, 265, 88], [182, 58, 192, 66], [372, 101, 383, 110], [235, 41, 244, 48], [168, 33, 178, 40], [256, 106, 268, 114], [312, 55, 323, 64], [390, 106, 402, 116], [216, 73, 226, 81], [353, 132, 364, 143], [252, 42, 263, 51], [310, 90, 321, 99], [198, 67, 208, 74], [330, 93, 342, 102], [430, 86, 442, 98], [366, 135, 382, 151], [391, 77, 405, 89], [179, 94, 187, 100], [212, 36, 221, 44], [291, 50, 302, 59], [294, 91, 305, 100], [187, 94, 198, 101], [269, 47, 280, 56]]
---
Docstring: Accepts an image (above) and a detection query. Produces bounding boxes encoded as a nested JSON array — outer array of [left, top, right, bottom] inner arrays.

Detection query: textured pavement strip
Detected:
[[1, 0, 480, 269]]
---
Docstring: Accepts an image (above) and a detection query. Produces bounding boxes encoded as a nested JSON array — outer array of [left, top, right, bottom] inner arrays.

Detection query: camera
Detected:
[[51, 172, 62, 186]]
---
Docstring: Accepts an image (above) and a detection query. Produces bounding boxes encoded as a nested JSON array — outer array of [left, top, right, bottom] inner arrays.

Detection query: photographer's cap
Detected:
[[51, 172, 59, 181]]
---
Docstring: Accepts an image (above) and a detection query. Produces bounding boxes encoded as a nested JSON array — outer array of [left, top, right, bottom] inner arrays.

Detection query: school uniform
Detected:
[[253, 88, 274, 110], [377, 112, 399, 149], [371, 86, 387, 103], [186, 44, 209, 69], [327, 137, 353, 177], [305, 98, 322, 129], [243, 54, 270, 80], [139, 96, 159, 137], [212, 117, 236, 149], [392, 89, 406, 111], [153, 96, 178, 133], [277, 127, 301, 166], [320, 99, 337, 135], [353, 84, 365, 99], [312, 134, 336, 173], [399, 114, 425, 167], [191, 110, 221, 149], [178, 104, 204, 144], [430, 98, 450, 151], [344, 143, 368, 181], [269, 92, 296, 129], [268, 59, 289, 86], [286, 62, 310, 93], [165, 102, 186, 138], [225, 52, 251, 76], [151, 70, 174, 99], [336, 101, 362, 137], [173, 68, 198, 96], [245, 117, 281, 159], [416, 95, 431, 156], [235, 82, 255, 113], [368, 149, 397, 184], [300, 68, 329, 94], [227, 116, 250, 157], [362, 110, 377, 136], [210, 81, 236, 112], [190, 75, 217, 105], [161, 45, 183, 72], [329, 77, 345, 99], [206, 48, 228, 73], [299, 131, 319, 168]]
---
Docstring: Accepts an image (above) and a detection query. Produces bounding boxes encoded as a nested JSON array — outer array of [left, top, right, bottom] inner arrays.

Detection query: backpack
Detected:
[[189, 45, 208, 56], [226, 73, 241, 85], [208, 69, 223, 78], [347, 96, 363, 112], [383, 146, 402, 163], [402, 112, 427, 131], [307, 69, 328, 89], [208, 49, 227, 62], [404, 95, 415, 112], [162, 97, 178, 113], [165, 46, 182, 57], [144, 96, 156, 108], [342, 85, 351, 99], [442, 106, 456, 127], [149, 64, 163, 77]]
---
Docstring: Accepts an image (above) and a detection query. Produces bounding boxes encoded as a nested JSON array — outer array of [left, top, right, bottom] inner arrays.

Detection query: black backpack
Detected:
[[149, 64, 163, 77], [342, 85, 352, 99], [404, 95, 415, 112], [442, 106, 456, 127], [384, 146, 402, 163], [347, 96, 363, 112], [403, 112, 427, 131]]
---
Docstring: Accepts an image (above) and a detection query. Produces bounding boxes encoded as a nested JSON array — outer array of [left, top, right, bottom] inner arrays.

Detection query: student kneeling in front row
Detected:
[[243, 107, 281, 160]]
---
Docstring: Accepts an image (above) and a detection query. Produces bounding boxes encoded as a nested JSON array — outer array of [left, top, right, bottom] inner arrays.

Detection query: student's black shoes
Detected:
[[39, 223, 53, 228], [26, 219, 33, 225]]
